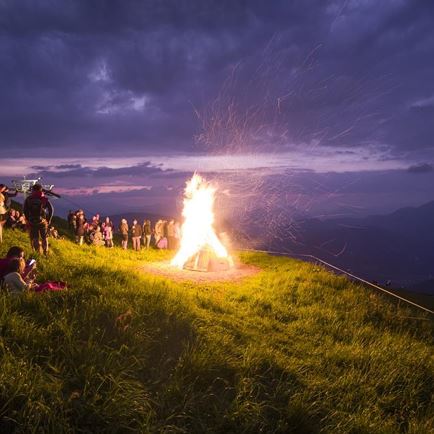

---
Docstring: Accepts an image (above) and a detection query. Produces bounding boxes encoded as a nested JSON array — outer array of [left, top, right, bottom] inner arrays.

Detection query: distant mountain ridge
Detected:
[[268, 200, 434, 292]]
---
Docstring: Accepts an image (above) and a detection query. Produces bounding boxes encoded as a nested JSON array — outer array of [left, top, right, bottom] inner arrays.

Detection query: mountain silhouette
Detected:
[[270, 201, 434, 292]]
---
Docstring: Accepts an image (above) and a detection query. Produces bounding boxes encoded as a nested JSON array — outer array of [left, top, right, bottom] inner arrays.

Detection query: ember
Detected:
[[171, 173, 233, 271]]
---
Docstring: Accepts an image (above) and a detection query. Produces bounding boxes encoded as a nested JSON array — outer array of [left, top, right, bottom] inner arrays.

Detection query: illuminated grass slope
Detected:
[[0, 228, 433, 433]]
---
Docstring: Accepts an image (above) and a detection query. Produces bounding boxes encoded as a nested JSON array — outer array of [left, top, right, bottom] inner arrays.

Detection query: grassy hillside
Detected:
[[0, 229, 433, 433]]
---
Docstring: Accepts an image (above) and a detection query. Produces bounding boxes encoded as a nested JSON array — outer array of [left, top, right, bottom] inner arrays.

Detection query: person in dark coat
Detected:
[[67, 210, 77, 236], [142, 219, 152, 249], [131, 219, 142, 251], [75, 210, 86, 245], [23, 184, 54, 255], [6, 209, 18, 229]]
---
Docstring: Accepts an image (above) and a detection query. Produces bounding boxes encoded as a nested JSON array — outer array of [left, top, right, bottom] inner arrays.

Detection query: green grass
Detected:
[[0, 228, 433, 433]]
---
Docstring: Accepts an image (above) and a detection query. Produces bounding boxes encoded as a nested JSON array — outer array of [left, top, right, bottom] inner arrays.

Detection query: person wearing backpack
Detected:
[[23, 184, 54, 255]]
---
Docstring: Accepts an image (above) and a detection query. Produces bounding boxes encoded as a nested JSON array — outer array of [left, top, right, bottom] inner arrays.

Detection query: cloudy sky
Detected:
[[1, 0, 434, 219]]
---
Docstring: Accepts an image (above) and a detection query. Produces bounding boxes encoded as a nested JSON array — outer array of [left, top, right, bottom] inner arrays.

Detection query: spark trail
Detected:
[[190, 33, 394, 255]]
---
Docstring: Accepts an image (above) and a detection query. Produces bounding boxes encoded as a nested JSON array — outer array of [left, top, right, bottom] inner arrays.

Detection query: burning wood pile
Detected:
[[171, 173, 233, 272]]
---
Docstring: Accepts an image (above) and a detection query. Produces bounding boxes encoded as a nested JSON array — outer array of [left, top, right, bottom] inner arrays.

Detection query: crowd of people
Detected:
[[68, 209, 181, 251], [0, 181, 183, 296], [0, 245, 65, 295], [0, 183, 60, 251]]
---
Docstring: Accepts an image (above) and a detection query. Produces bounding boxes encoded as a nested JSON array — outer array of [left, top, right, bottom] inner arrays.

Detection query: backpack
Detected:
[[25, 196, 46, 224]]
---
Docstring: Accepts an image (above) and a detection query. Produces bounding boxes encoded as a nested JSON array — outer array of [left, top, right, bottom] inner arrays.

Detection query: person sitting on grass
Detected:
[[156, 236, 168, 249], [49, 225, 60, 239], [16, 212, 27, 231], [92, 225, 105, 246], [0, 246, 36, 281], [2, 257, 66, 295], [6, 209, 18, 229], [2, 258, 33, 295]]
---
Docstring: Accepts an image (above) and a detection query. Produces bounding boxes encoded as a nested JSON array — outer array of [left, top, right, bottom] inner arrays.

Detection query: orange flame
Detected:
[[171, 173, 232, 269]]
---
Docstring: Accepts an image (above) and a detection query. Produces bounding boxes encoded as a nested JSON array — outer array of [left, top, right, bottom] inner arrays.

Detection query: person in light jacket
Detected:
[[119, 218, 129, 249], [3, 258, 33, 295], [102, 217, 114, 248], [167, 219, 176, 250]]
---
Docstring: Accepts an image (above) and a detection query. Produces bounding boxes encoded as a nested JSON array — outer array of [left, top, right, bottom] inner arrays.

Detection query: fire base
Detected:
[[183, 248, 232, 272]]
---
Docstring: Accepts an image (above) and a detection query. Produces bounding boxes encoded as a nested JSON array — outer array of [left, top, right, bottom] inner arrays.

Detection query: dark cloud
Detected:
[[55, 164, 82, 169], [45, 167, 434, 220], [29, 161, 170, 179], [407, 163, 433, 174], [0, 0, 433, 162]]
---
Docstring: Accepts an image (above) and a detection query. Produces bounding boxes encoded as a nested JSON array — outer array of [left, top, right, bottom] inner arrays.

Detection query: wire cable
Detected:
[[242, 248, 434, 315]]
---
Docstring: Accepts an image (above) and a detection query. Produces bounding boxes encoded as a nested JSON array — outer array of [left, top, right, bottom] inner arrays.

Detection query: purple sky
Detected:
[[1, 0, 434, 220]]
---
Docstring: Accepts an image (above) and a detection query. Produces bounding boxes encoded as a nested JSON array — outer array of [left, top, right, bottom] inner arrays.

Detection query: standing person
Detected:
[[102, 217, 114, 248], [142, 219, 152, 249], [167, 219, 176, 250], [163, 220, 169, 240], [0, 184, 8, 243], [3, 185, 18, 209], [92, 213, 101, 229], [119, 218, 129, 249], [75, 210, 86, 245], [0, 185, 18, 239], [23, 184, 54, 255], [131, 219, 142, 251], [154, 219, 163, 245], [67, 210, 77, 236], [174, 220, 181, 250]]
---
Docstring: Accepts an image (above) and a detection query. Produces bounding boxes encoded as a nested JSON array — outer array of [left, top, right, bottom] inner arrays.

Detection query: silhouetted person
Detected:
[[23, 184, 53, 255], [143, 219, 152, 249], [67, 210, 77, 235], [75, 210, 86, 245], [167, 219, 176, 250], [154, 219, 164, 244], [119, 218, 129, 249], [0, 184, 7, 243], [131, 219, 142, 251]]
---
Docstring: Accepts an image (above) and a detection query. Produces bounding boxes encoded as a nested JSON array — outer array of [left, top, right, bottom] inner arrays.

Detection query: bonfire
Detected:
[[171, 173, 233, 272]]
